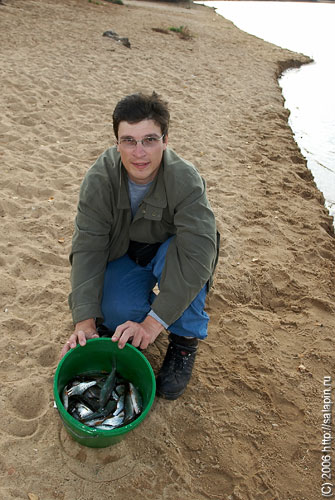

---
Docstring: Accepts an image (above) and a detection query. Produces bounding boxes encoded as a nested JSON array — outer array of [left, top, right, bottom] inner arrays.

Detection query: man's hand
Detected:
[[112, 315, 164, 350], [59, 318, 99, 359]]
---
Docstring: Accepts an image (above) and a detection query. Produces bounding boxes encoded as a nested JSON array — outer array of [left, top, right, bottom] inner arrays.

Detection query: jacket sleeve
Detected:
[[150, 170, 218, 326], [68, 167, 113, 325]]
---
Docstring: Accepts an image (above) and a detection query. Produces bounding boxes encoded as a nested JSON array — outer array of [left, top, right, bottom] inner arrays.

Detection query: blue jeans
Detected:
[[101, 238, 209, 339]]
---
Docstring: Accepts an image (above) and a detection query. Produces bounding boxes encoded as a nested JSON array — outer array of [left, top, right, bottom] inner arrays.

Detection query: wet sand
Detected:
[[1, 0, 335, 499]]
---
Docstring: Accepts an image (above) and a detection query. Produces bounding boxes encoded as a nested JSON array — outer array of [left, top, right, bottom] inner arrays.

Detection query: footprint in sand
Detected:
[[0, 378, 49, 438], [34, 344, 59, 368], [8, 380, 49, 420], [2, 318, 33, 339], [58, 425, 138, 482], [1, 416, 39, 439]]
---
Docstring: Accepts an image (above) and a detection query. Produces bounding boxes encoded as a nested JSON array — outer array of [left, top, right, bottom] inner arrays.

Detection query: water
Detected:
[[200, 1, 335, 223]]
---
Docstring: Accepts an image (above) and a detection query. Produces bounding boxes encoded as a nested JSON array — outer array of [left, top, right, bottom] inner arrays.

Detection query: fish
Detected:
[[77, 392, 101, 412], [80, 399, 117, 423], [84, 417, 106, 427], [123, 383, 142, 425], [113, 394, 125, 416], [124, 391, 135, 425], [111, 390, 119, 401], [61, 360, 143, 431], [66, 380, 97, 397], [83, 385, 103, 411], [98, 412, 125, 429], [61, 386, 69, 410], [128, 382, 143, 415], [75, 403, 94, 420], [115, 384, 126, 396], [98, 359, 116, 409]]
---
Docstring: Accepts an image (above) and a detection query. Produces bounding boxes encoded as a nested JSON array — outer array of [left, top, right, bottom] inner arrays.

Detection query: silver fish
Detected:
[[124, 391, 135, 424], [129, 382, 142, 415], [61, 387, 69, 410], [84, 417, 106, 427], [66, 380, 97, 397], [75, 403, 94, 419], [113, 394, 125, 416], [98, 412, 125, 429], [111, 390, 119, 401]]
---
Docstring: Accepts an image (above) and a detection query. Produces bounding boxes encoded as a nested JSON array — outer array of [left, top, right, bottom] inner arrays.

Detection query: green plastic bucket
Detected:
[[53, 338, 156, 448]]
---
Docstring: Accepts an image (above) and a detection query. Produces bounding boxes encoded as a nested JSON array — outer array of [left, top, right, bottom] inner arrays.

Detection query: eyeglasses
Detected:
[[118, 134, 165, 150]]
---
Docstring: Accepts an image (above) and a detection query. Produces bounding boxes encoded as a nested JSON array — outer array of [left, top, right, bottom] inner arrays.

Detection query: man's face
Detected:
[[117, 119, 168, 185]]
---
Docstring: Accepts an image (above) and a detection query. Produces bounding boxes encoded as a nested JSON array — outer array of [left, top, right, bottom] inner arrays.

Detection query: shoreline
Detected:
[[206, 0, 335, 228], [1, 0, 334, 499], [205, 0, 335, 3]]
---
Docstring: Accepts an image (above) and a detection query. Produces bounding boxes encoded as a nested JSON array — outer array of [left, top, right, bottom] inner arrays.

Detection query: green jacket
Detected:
[[69, 146, 218, 326]]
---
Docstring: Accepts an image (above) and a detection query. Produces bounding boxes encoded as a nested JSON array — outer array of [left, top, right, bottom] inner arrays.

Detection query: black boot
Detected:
[[156, 333, 198, 400]]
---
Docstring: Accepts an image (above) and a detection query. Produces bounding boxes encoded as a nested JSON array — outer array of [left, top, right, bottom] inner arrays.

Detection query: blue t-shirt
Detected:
[[128, 178, 153, 218]]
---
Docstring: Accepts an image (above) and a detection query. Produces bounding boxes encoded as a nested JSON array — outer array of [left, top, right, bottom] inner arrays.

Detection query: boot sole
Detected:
[[156, 388, 185, 400]]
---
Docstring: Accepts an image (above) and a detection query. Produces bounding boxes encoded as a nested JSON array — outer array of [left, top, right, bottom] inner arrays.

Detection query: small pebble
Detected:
[[28, 494, 39, 500]]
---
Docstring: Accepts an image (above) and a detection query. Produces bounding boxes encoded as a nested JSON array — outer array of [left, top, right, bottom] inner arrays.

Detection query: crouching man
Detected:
[[60, 92, 219, 400]]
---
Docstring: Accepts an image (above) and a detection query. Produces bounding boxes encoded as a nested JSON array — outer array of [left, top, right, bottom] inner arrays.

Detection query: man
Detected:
[[60, 92, 219, 400]]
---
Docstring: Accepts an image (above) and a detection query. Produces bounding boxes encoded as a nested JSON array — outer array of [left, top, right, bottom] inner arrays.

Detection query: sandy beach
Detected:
[[1, 0, 335, 498]]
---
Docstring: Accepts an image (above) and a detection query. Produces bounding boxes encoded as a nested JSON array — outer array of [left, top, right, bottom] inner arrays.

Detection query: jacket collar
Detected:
[[143, 163, 167, 208], [117, 164, 131, 209]]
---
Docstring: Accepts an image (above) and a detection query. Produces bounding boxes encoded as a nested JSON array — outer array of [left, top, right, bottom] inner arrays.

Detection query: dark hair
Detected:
[[113, 92, 170, 139]]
